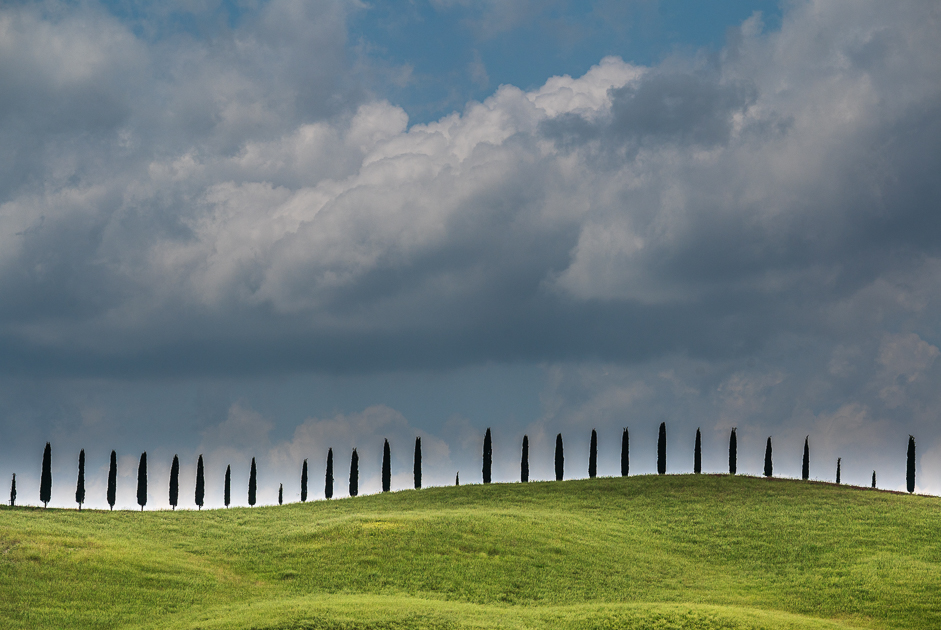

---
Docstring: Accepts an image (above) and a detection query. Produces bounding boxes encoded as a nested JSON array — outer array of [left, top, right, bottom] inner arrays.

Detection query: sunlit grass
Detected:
[[1, 475, 939, 629]]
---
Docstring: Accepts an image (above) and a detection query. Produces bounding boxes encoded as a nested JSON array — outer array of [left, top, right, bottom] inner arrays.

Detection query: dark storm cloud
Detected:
[[0, 0, 939, 383]]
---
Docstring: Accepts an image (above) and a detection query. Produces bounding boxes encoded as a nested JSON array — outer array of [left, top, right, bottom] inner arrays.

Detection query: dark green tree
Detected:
[[836, 457, 841, 485], [802, 437, 810, 481], [588, 429, 598, 478], [107, 450, 117, 510], [349, 449, 358, 497], [521, 435, 529, 483], [248, 457, 257, 506], [137, 452, 148, 511], [414, 437, 422, 490], [554, 433, 564, 481], [657, 422, 666, 475], [169, 455, 180, 510], [907, 435, 916, 493], [694, 428, 702, 474], [224, 465, 231, 508], [621, 428, 629, 477], [455, 472, 460, 486], [729, 428, 737, 475], [75, 449, 85, 510], [483, 428, 492, 484], [871, 470, 876, 488], [40, 442, 52, 508], [325, 448, 334, 499], [278, 483, 283, 506], [195, 454, 205, 510], [382, 439, 392, 493], [763, 438, 773, 478], [301, 459, 308, 502], [9, 474, 16, 507]]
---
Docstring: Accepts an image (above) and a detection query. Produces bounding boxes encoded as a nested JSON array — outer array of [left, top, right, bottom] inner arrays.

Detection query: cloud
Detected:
[[2, 1, 941, 500]]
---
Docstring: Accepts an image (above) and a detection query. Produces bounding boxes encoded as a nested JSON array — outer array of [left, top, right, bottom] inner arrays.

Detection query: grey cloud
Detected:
[[0, 0, 939, 385]]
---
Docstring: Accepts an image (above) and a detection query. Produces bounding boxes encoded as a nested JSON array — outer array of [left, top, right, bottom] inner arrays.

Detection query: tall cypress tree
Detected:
[[836, 457, 841, 485], [413, 437, 422, 490], [657, 422, 666, 475], [169, 455, 180, 510], [40, 442, 52, 508], [588, 429, 598, 479], [301, 459, 308, 503], [349, 449, 358, 497], [107, 450, 117, 511], [802, 437, 810, 481], [521, 435, 529, 483], [763, 438, 773, 478], [9, 474, 16, 507], [694, 428, 702, 475], [248, 457, 257, 506], [482, 428, 492, 484], [137, 452, 148, 511], [871, 470, 876, 488], [278, 483, 283, 506], [621, 428, 629, 477], [906, 435, 916, 494], [554, 433, 564, 481], [382, 439, 392, 493], [224, 465, 231, 508], [325, 448, 334, 499], [195, 454, 205, 510], [729, 428, 737, 475], [75, 449, 85, 510], [455, 472, 460, 486]]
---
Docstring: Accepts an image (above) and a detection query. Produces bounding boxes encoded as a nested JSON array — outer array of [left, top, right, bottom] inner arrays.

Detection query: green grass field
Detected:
[[1, 474, 940, 629]]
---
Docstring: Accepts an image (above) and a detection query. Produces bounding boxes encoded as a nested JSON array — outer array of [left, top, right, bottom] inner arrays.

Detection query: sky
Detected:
[[1, 0, 940, 509]]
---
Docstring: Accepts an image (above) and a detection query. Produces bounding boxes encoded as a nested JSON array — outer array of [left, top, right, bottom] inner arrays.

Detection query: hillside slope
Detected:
[[1, 475, 940, 629]]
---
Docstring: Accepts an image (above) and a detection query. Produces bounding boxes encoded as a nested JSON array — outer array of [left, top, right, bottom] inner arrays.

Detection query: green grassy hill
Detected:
[[1, 475, 940, 629]]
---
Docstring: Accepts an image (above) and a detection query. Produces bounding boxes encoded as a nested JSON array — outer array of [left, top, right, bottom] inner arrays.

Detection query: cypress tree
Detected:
[[620, 428, 629, 477], [482, 428, 492, 484], [729, 428, 737, 475], [195, 454, 205, 510], [521, 435, 529, 483], [871, 470, 876, 488], [301, 459, 308, 503], [107, 450, 117, 510], [413, 437, 422, 490], [278, 483, 283, 506], [248, 457, 257, 506], [657, 422, 666, 475], [836, 458, 841, 484], [588, 429, 598, 479], [763, 438, 773, 478], [325, 448, 334, 499], [169, 455, 180, 510], [801, 437, 810, 481], [9, 474, 16, 507], [40, 442, 52, 508], [554, 433, 564, 481], [694, 428, 702, 475], [75, 449, 85, 510], [224, 465, 231, 508], [906, 435, 916, 494], [348, 449, 358, 497], [137, 452, 147, 511], [382, 439, 392, 493], [455, 472, 460, 486]]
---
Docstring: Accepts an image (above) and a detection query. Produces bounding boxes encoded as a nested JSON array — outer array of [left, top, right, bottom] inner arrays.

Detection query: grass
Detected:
[[1, 474, 940, 629]]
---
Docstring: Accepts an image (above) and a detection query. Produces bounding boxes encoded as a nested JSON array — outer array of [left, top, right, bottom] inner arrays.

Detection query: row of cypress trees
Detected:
[[489, 424, 909, 491], [6, 430, 921, 509]]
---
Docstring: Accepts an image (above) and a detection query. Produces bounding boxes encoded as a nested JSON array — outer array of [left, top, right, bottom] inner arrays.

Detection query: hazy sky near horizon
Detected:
[[2, 0, 940, 509]]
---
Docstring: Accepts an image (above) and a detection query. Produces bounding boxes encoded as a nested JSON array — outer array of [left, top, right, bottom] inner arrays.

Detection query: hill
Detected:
[[1, 474, 940, 629]]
